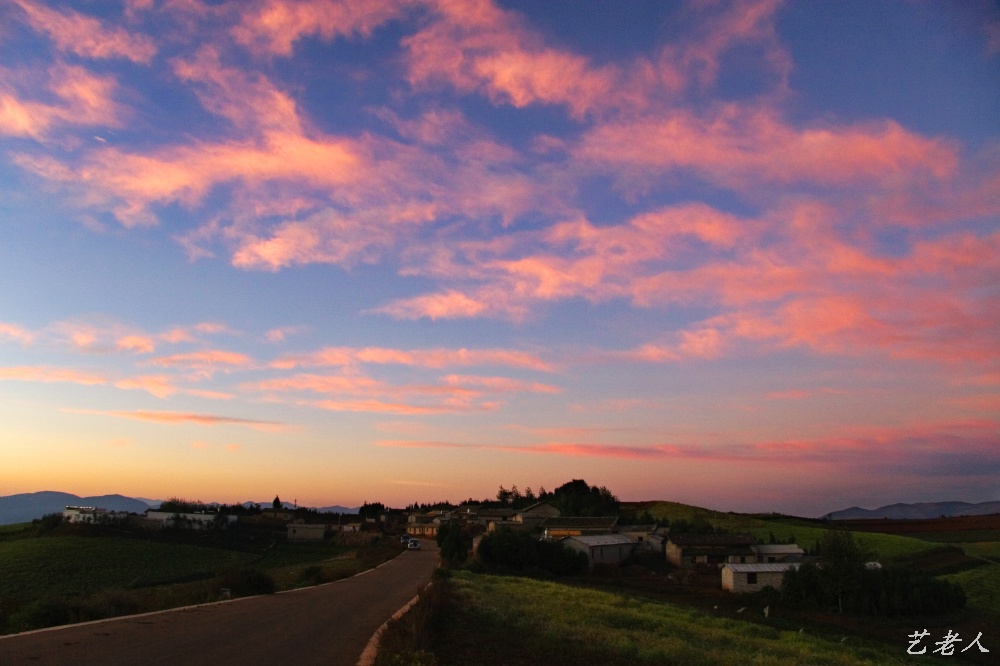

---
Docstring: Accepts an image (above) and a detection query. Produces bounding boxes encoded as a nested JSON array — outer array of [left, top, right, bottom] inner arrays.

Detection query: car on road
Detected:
[[400, 534, 412, 544], [407, 539, 421, 550]]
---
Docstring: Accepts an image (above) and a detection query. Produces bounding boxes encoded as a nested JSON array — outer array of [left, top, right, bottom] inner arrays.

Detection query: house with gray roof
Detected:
[[561, 534, 636, 571]]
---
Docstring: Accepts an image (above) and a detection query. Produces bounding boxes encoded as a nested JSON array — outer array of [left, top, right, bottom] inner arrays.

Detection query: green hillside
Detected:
[[644, 502, 938, 559]]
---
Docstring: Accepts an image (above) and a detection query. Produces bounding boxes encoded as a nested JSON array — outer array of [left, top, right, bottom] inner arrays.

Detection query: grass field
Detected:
[[959, 542, 1000, 562], [0, 536, 253, 603], [0, 528, 405, 634], [942, 563, 1000, 615], [432, 571, 919, 666]]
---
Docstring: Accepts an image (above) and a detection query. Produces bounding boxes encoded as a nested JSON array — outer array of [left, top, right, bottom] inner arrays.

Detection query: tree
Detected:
[[272, 496, 282, 510], [549, 479, 618, 517], [818, 530, 871, 614], [496, 485, 514, 506], [439, 525, 468, 567]]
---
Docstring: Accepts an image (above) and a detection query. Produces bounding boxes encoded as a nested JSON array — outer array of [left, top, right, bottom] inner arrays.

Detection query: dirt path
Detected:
[[0, 540, 438, 666]]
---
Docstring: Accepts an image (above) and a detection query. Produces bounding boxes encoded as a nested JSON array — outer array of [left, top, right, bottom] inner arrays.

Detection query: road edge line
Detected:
[[356, 580, 433, 666]]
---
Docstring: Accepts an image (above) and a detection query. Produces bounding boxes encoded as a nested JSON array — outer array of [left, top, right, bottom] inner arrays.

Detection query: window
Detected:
[[747, 573, 758, 585]]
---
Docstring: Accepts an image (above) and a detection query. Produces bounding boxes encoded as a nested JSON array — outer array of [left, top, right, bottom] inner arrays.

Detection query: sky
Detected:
[[1, 0, 998, 517]]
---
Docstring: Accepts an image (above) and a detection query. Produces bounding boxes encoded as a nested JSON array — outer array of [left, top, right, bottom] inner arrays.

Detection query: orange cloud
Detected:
[[11, 0, 157, 63]]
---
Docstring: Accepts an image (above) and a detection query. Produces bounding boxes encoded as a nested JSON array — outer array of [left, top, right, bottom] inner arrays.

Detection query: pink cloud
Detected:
[[273, 345, 553, 372], [0, 365, 176, 398], [144, 349, 254, 380], [440, 374, 560, 394], [402, 0, 621, 118], [70, 408, 285, 430], [575, 107, 959, 192], [0, 365, 108, 386], [113, 374, 177, 399], [0, 323, 34, 345], [376, 419, 1000, 477], [116, 335, 156, 354], [0, 64, 123, 140], [232, 0, 412, 56], [11, 0, 157, 63], [314, 399, 455, 415], [264, 325, 308, 343]]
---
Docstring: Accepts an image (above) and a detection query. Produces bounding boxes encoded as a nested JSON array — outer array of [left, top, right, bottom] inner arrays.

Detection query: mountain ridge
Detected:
[[823, 500, 1000, 520], [0, 491, 360, 526]]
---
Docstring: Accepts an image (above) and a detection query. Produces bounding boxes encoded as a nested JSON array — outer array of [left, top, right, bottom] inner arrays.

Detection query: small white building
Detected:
[[721, 563, 799, 594], [561, 534, 636, 571]]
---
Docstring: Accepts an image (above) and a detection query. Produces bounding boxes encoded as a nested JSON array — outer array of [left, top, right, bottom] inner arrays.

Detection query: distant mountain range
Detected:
[[823, 501, 1000, 520], [0, 491, 154, 525], [0, 491, 359, 526]]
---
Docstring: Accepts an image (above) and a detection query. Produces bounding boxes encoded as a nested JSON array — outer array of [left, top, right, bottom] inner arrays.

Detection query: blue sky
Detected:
[[1, 0, 998, 515]]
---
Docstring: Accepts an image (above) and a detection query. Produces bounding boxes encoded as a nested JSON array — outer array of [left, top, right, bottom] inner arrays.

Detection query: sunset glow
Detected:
[[1, 0, 998, 515]]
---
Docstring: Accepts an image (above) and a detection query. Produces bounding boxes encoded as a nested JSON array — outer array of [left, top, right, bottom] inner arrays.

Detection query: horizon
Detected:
[[7, 486, 998, 521], [1, 1, 998, 518]]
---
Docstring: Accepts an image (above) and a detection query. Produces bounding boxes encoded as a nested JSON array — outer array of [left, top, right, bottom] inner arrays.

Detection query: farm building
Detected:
[[561, 534, 636, 570], [287, 523, 330, 541], [666, 533, 756, 567], [541, 516, 619, 539], [721, 563, 800, 593], [617, 524, 659, 551], [143, 510, 237, 530], [751, 543, 804, 563]]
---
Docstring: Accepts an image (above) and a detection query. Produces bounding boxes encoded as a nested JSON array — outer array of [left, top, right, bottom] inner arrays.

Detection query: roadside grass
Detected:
[[646, 502, 938, 560], [943, 563, 1000, 614], [432, 571, 918, 666]]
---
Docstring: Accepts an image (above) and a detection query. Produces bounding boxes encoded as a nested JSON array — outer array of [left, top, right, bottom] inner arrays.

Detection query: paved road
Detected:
[[0, 540, 438, 666]]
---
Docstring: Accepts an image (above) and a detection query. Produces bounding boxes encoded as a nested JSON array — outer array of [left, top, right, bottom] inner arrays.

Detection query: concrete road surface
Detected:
[[0, 540, 438, 666]]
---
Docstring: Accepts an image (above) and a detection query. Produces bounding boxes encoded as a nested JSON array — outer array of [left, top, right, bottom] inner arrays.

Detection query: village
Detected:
[[61, 492, 813, 597]]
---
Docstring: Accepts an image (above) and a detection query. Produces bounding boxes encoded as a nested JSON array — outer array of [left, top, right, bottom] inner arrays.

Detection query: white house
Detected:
[[721, 563, 799, 594], [63, 506, 128, 524]]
